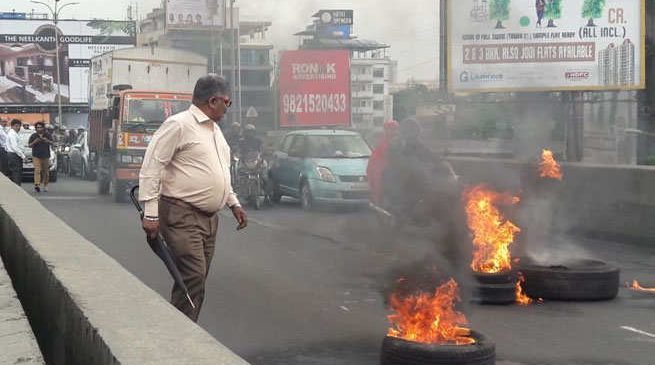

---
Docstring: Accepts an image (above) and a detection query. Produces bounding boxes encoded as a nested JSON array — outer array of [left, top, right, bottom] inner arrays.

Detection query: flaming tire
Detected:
[[518, 259, 620, 301], [472, 271, 516, 285], [474, 283, 517, 305], [381, 331, 495, 365]]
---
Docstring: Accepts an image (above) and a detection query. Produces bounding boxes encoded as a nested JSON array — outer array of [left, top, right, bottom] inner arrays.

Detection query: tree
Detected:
[[489, 0, 511, 29], [582, 0, 605, 27], [544, 0, 562, 28]]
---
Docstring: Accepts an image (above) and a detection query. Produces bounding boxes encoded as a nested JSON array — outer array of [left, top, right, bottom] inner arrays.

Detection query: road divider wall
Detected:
[[0, 176, 250, 365], [448, 157, 655, 244]]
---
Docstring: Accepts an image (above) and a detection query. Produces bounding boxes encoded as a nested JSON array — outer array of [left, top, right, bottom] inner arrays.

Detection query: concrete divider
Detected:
[[0, 176, 250, 365], [448, 157, 655, 243], [0, 248, 44, 364]]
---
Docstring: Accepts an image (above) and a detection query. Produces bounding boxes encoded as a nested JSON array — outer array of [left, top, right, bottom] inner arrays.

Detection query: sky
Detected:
[[6, 0, 439, 82]]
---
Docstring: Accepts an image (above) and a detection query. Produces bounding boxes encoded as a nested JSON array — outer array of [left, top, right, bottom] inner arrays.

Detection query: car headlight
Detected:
[[316, 166, 337, 183], [64, 146, 70, 153]]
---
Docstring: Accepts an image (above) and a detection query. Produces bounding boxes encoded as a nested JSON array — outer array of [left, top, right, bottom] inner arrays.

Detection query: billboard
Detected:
[[0, 19, 135, 105], [166, 0, 226, 29], [448, 0, 645, 92], [279, 50, 351, 128]]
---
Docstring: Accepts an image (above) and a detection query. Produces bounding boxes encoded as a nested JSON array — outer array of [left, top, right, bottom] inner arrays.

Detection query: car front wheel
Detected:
[[300, 182, 313, 211]]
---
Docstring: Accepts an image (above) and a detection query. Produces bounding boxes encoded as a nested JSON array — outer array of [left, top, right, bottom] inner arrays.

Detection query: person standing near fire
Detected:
[[139, 74, 248, 322], [28, 121, 54, 193]]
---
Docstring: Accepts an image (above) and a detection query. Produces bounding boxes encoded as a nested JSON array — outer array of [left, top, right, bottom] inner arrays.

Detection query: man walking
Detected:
[[6, 119, 25, 185], [0, 119, 8, 177], [139, 74, 248, 321], [28, 121, 53, 193]]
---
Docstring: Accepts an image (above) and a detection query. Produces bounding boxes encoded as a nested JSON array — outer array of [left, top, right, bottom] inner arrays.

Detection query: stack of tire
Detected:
[[517, 258, 620, 301], [472, 271, 517, 305], [380, 332, 495, 365]]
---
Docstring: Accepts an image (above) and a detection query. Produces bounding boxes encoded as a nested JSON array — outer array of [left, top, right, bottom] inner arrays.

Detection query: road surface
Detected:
[[28, 178, 655, 365]]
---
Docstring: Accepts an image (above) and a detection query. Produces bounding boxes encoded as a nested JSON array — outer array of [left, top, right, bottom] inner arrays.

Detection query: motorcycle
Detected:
[[55, 142, 72, 176], [236, 151, 267, 210]]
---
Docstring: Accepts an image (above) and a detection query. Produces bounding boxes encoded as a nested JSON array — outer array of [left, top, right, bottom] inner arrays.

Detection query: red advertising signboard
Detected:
[[279, 50, 351, 127]]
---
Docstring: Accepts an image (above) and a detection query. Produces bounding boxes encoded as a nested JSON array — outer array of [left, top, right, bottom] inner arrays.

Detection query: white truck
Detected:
[[88, 47, 208, 202]]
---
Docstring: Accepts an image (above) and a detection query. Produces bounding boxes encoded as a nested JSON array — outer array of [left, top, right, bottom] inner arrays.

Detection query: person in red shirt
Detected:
[[367, 119, 399, 206]]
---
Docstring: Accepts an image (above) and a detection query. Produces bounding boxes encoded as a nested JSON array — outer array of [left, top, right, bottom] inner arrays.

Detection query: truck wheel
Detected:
[[98, 175, 110, 195], [113, 181, 129, 203]]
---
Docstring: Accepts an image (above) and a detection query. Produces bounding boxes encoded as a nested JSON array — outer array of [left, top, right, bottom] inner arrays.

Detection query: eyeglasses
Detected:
[[216, 96, 232, 108]]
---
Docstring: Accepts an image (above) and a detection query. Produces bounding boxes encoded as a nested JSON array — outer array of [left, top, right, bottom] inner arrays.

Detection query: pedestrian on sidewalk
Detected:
[[6, 119, 25, 185], [139, 74, 248, 322], [0, 119, 9, 177], [28, 121, 53, 193]]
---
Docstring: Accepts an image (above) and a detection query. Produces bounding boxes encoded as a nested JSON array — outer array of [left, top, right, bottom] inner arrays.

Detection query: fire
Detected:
[[464, 185, 521, 273], [387, 279, 475, 345], [629, 280, 655, 293], [516, 274, 532, 306], [539, 149, 563, 180]]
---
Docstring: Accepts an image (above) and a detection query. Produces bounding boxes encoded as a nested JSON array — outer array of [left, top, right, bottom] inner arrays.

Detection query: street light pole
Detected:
[[30, 0, 78, 128]]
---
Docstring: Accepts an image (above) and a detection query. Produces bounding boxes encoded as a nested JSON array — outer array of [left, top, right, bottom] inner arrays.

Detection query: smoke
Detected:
[[239, 0, 439, 81]]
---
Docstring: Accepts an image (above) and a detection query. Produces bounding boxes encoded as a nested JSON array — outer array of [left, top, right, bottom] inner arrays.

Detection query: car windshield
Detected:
[[124, 98, 190, 125], [305, 135, 371, 158]]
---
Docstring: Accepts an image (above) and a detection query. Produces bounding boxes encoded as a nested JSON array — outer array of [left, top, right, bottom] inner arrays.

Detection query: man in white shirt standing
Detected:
[[0, 119, 8, 177], [6, 119, 25, 185], [139, 75, 248, 321]]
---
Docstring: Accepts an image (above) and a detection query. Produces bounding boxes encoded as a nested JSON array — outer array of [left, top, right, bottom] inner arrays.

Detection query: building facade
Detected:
[[294, 11, 396, 131], [351, 50, 396, 129], [138, 7, 275, 130]]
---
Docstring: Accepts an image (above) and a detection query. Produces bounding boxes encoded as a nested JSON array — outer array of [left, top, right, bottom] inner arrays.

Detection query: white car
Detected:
[[18, 127, 58, 183]]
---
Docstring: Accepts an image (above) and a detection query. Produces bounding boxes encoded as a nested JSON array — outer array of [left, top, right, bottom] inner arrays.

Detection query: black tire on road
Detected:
[[474, 283, 516, 305], [518, 259, 620, 301], [380, 331, 495, 365], [300, 181, 313, 211], [473, 271, 516, 285]]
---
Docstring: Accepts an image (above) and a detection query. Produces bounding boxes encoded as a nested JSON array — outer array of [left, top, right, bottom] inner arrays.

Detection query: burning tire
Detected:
[[473, 271, 516, 285], [518, 259, 620, 301], [475, 282, 517, 305], [472, 271, 518, 305], [380, 331, 495, 365]]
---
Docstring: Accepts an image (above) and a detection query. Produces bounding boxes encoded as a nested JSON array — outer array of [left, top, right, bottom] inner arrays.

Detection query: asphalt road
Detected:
[[27, 177, 655, 365]]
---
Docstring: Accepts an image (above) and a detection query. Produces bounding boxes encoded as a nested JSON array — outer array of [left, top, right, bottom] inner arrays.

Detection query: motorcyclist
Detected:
[[225, 122, 242, 153], [238, 124, 263, 157], [236, 124, 269, 204], [382, 117, 459, 222], [381, 117, 465, 265], [367, 119, 399, 206]]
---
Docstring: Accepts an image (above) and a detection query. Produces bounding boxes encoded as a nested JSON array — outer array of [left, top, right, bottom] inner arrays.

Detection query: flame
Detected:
[[464, 185, 521, 273], [629, 280, 655, 293], [539, 149, 563, 180], [516, 274, 532, 306], [387, 279, 475, 345]]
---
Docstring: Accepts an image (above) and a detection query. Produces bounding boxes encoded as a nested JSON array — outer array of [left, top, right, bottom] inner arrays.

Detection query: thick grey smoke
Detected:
[[239, 0, 439, 81]]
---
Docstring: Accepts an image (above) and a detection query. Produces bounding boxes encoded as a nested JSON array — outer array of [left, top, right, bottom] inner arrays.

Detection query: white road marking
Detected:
[[621, 326, 655, 339], [339, 306, 350, 312]]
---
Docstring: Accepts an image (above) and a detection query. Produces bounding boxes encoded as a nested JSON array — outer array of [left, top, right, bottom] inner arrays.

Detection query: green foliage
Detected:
[[643, 155, 655, 166], [582, 0, 605, 19], [392, 84, 431, 121], [545, 0, 562, 20], [489, 0, 511, 22]]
